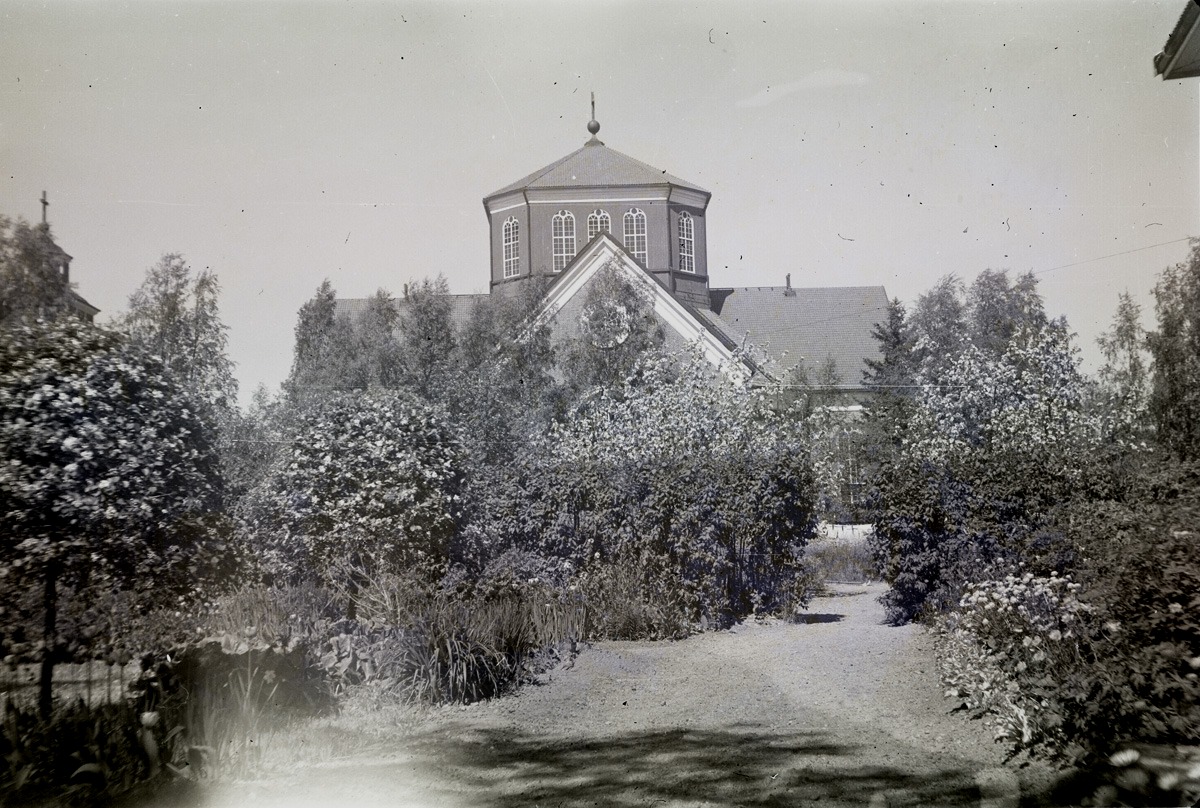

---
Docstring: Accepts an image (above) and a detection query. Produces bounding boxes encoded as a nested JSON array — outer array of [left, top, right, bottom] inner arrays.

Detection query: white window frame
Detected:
[[552, 210, 576, 272], [623, 208, 647, 264], [678, 211, 695, 273], [587, 209, 611, 240], [502, 217, 520, 278]]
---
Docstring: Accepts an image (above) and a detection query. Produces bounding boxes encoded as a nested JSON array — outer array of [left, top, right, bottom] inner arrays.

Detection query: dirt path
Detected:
[[176, 584, 1062, 807]]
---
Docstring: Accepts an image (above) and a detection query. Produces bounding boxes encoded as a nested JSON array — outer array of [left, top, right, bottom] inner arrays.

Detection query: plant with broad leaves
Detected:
[[0, 318, 224, 716], [238, 390, 467, 591]]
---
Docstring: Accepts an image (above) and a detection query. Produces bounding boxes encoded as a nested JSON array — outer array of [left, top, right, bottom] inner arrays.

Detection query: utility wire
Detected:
[[1031, 236, 1192, 275]]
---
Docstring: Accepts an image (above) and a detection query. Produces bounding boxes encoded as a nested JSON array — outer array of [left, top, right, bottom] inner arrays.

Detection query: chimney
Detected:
[[784, 273, 796, 297]]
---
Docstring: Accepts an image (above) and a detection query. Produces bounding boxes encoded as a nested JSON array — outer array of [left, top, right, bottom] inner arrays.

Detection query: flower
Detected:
[[1168, 603, 1183, 614], [1048, 630, 1062, 641]]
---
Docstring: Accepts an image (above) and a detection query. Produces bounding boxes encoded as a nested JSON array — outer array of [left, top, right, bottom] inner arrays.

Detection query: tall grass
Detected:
[[344, 570, 585, 704], [804, 534, 878, 585]]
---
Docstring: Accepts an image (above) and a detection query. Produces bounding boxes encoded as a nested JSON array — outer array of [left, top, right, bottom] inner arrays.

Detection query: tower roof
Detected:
[[485, 140, 709, 200]]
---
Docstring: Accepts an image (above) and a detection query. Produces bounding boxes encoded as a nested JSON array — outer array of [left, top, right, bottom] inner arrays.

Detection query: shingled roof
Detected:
[[485, 140, 709, 199], [705, 286, 890, 388]]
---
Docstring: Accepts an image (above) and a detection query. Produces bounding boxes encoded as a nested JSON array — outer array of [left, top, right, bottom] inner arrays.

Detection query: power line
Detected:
[[1031, 236, 1193, 275]]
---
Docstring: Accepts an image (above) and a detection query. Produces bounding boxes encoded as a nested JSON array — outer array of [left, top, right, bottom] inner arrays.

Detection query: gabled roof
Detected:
[[486, 140, 709, 199], [707, 285, 890, 389], [531, 233, 749, 380], [1155, 0, 1200, 79]]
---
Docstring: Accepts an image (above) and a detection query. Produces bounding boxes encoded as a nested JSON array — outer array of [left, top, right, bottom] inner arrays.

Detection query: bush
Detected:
[[867, 324, 1103, 624], [936, 572, 1092, 753], [238, 390, 466, 587], [936, 460, 1200, 762], [1048, 461, 1200, 760], [469, 352, 821, 634], [578, 551, 693, 640], [1, 698, 148, 804]]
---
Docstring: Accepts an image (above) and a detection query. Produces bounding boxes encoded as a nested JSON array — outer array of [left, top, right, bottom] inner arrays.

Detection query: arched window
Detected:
[[623, 208, 647, 264], [502, 217, 520, 278], [552, 210, 576, 272], [587, 209, 611, 240], [678, 211, 695, 273]]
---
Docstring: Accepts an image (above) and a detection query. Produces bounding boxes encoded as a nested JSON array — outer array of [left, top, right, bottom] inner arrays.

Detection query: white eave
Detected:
[[1156, 0, 1200, 79], [528, 233, 749, 382]]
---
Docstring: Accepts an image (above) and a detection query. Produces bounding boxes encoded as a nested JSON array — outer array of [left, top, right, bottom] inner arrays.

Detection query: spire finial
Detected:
[[587, 92, 601, 139], [40, 191, 48, 225]]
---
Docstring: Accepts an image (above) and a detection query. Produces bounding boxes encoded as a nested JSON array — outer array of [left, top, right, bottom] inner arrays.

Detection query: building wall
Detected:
[[488, 190, 709, 303]]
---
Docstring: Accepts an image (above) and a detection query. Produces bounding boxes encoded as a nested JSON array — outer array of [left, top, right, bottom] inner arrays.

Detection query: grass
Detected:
[[805, 532, 878, 585]]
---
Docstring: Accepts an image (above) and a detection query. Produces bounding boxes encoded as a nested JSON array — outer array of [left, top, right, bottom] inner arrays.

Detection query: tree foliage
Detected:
[[1148, 240, 1200, 460], [397, 275, 457, 399], [0, 318, 224, 714], [467, 350, 820, 630], [866, 271, 1101, 623], [1096, 291, 1151, 447], [0, 218, 74, 328], [285, 279, 356, 401], [116, 253, 238, 416], [563, 262, 665, 394], [239, 391, 467, 587]]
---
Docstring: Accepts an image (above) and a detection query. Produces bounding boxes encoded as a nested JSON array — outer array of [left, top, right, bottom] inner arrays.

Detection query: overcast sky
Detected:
[[2, 0, 1196, 405]]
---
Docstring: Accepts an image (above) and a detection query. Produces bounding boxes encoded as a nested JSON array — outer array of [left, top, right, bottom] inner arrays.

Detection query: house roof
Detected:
[[335, 293, 490, 334], [485, 139, 709, 199], [706, 285, 890, 388], [1155, 0, 1200, 79], [69, 290, 99, 318]]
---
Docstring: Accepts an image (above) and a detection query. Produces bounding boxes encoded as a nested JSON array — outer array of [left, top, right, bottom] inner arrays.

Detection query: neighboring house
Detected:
[[1155, 0, 1200, 216], [43, 227, 100, 324], [1155, 0, 1200, 79], [338, 112, 888, 390]]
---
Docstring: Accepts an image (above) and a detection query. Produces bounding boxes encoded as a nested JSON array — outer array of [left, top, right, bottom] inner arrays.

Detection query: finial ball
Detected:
[[587, 119, 600, 135]]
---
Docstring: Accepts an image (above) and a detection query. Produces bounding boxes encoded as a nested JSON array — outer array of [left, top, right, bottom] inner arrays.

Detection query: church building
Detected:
[[341, 109, 889, 389]]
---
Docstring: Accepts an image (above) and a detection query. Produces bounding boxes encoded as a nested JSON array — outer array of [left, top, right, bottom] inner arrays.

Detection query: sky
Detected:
[[2, 0, 1197, 406]]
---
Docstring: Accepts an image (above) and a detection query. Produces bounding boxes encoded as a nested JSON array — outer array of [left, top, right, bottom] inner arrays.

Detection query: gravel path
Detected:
[[176, 584, 1063, 807]]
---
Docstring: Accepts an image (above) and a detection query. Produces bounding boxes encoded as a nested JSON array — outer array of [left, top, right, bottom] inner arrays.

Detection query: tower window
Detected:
[[587, 209, 611, 240], [623, 208, 647, 264], [678, 211, 695, 273], [552, 210, 576, 271], [502, 217, 520, 278]]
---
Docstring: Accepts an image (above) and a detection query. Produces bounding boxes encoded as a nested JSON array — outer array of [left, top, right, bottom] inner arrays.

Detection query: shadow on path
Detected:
[[405, 724, 984, 807], [795, 612, 845, 624]]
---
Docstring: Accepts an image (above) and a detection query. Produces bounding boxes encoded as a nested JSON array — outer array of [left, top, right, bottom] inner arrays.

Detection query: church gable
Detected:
[[531, 234, 748, 380]]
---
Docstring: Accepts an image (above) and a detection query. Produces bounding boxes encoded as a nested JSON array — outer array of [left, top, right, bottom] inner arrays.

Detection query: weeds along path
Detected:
[[184, 584, 1060, 808]]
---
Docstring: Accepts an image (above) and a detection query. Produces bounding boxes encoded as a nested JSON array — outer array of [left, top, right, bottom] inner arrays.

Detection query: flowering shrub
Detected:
[[937, 572, 1091, 752], [469, 350, 820, 633], [1049, 462, 1200, 760], [0, 318, 226, 715], [238, 390, 466, 586], [870, 324, 1105, 623], [936, 460, 1200, 762]]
